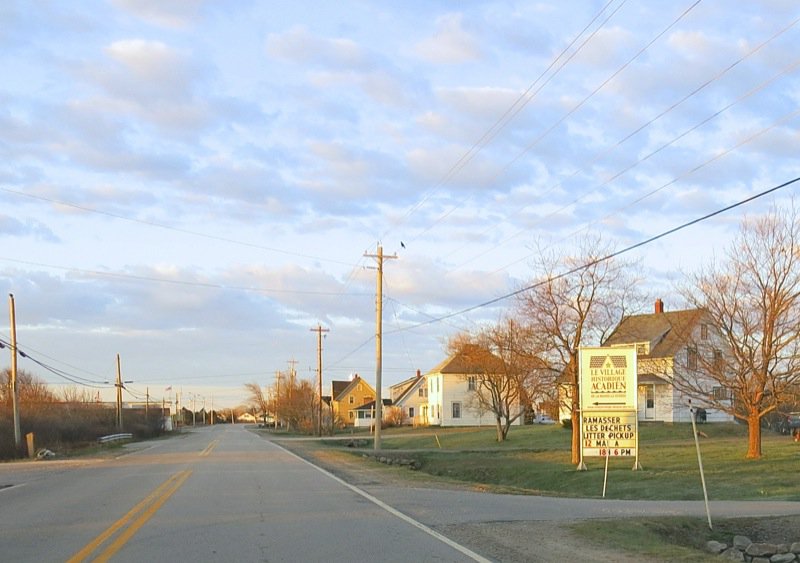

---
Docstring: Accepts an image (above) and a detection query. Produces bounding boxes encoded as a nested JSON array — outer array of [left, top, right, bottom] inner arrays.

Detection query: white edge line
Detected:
[[269, 439, 493, 563], [0, 483, 27, 493]]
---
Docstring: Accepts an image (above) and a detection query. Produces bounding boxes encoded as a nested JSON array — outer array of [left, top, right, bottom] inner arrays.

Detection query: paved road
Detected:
[[0, 425, 486, 562], [2, 426, 798, 562]]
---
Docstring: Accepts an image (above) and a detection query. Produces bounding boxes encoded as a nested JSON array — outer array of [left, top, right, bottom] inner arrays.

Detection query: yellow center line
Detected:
[[92, 470, 192, 562], [199, 439, 219, 457], [66, 469, 192, 563]]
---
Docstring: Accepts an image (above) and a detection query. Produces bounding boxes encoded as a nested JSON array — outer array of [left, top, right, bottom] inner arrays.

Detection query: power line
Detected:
[[0, 256, 370, 296], [386, 175, 800, 334], [447, 17, 800, 271], [399, 0, 701, 249], [377, 0, 628, 245], [0, 186, 359, 268]]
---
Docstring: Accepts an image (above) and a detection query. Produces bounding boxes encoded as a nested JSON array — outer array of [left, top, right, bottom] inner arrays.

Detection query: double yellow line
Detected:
[[67, 469, 192, 563], [200, 439, 219, 457]]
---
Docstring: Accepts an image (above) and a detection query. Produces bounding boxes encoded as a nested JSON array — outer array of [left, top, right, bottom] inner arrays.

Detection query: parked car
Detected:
[[779, 412, 800, 438], [536, 414, 556, 424]]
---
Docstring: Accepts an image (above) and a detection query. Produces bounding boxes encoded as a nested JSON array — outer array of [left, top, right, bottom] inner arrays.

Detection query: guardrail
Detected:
[[97, 433, 133, 444]]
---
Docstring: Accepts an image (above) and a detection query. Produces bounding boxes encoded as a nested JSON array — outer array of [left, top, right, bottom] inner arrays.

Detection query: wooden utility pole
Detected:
[[364, 245, 397, 450], [9, 294, 21, 451], [274, 370, 281, 429], [115, 354, 123, 431], [310, 325, 329, 436]]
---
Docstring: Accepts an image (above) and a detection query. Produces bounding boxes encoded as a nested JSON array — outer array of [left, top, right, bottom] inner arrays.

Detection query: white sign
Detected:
[[579, 346, 640, 466], [579, 347, 637, 410], [582, 410, 636, 457]]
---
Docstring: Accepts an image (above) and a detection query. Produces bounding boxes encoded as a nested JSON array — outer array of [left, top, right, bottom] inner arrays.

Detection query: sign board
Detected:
[[582, 410, 636, 457], [578, 346, 640, 468], [579, 347, 637, 410]]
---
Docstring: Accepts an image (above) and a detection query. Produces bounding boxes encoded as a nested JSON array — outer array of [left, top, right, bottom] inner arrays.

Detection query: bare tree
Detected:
[[244, 382, 269, 426], [516, 235, 641, 464], [679, 204, 800, 459], [449, 317, 550, 442]]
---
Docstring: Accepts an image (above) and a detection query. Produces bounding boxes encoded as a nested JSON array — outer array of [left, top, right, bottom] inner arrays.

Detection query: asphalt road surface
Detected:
[[0, 425, 486, 562], [2, 425, 799, 562]]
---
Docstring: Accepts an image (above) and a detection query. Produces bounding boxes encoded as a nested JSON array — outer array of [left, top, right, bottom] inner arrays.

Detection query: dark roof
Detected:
[[353, 399, 392, 411], [331, 380, 351, 400], [603, 308, 707, 359], [429, 345, 504, 375]]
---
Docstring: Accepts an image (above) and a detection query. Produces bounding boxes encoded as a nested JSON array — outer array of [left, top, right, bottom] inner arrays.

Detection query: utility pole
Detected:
[[210, 393, 214, 425], [310, 325, 329, 436], [9, 294, 21, 451], [274, 370, 281, 429], [145, 387, 149, 420], [115, 354, 123, 431], [365, 245, 397, 450]]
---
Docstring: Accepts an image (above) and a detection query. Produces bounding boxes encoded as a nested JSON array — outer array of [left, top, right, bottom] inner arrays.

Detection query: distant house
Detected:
[[352, 399, 393, 428], [389, 370, 428, 426], [329, 375, 375, 426], [425, 350, 523, 427], [566, 299, 734, 423]]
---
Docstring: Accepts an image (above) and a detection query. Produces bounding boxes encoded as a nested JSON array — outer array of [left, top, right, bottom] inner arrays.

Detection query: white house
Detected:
[[597, 299, 734, 423], [425, 351, 523, 427], [389, 370, 428, 426]]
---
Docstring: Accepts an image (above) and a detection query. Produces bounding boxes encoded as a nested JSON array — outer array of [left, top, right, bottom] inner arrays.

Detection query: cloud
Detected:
[[0, 215, 59, 242], [266, 26, 372, 71], [414, 13, 482, 64], [111, 0, 204, 29]]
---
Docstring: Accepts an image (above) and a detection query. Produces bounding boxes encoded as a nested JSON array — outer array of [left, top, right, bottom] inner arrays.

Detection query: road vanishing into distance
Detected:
[[2, 425, 799, 562]]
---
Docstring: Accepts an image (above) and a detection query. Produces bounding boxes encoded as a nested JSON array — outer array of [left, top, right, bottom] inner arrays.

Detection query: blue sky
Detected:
[[1, 1, 798, 408]]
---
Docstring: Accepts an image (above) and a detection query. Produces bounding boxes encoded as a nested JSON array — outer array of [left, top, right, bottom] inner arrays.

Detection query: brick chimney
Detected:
[[416, 369, 421, 379], [655, 298, 664, 314]]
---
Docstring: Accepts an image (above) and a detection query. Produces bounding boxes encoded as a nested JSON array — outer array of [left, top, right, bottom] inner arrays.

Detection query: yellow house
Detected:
[[330, 375, 376, 425]]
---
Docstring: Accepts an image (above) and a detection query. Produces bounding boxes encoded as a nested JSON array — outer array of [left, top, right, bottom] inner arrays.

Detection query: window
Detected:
[[408, 407, 415, 418], [349, 395, 354, 404], [348, 411, 354, 420], [419, 387, 427, 398], [713, 386, 731, 400], [712, 348, 723, 370], [452, 402, 462, 419], [700, 324, 709, 340], [467, 376, 476, 391], [687, 346, 698, 370]]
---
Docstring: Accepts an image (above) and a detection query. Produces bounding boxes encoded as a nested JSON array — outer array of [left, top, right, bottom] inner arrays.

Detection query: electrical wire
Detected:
[[377, 0, 628, 245], [0, 256, 370, 296], [447, 17, 800, 271], [386, 175, 800, 334]]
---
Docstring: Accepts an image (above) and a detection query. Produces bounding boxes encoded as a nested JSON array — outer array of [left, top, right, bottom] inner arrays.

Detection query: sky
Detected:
[[1, 0, 798, 409]]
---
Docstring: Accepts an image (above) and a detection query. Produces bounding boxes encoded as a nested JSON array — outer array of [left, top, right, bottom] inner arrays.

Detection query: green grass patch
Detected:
[[326, 423, 800, 500]]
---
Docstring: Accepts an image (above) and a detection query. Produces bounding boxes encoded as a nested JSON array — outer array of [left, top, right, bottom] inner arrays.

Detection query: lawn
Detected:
[[322, 422, 800, 501]]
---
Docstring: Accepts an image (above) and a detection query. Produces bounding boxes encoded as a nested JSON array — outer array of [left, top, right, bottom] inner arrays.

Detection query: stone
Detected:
[[769, 554, 796, 563], [706, 540, 728, 554], [721, 547, 745, 561], [753, 558, 772, 563], [734, 536, 753, 550], [791, 543, 800, 555], [748, 544, 780, 557], [720, 548, 745, 561]]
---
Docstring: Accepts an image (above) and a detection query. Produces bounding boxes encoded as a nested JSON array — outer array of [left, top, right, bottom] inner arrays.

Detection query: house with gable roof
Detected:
[[389, 370, 429, 426], [425, 349, 524, 427], [329, 374, 375, 426], [595, 298, 734, 423]]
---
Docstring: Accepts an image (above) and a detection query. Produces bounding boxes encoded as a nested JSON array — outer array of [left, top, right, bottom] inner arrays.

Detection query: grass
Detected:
[[319, 422, 800, 501]]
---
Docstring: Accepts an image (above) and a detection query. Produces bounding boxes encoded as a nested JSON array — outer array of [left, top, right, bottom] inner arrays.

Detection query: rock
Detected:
[[791, 543, 800, 554], [753, 558, 772, 563], [706, 540, 728, 554], [777, 544, 790, 554], [720, 547, 745, 561], [734, 536, 753, 550], [748, 544, 780, 557], [769, 554, 796, 563]]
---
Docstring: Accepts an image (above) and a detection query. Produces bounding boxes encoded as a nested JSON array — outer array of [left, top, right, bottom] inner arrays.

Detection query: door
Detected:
[[638, 384, 655, 420]]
